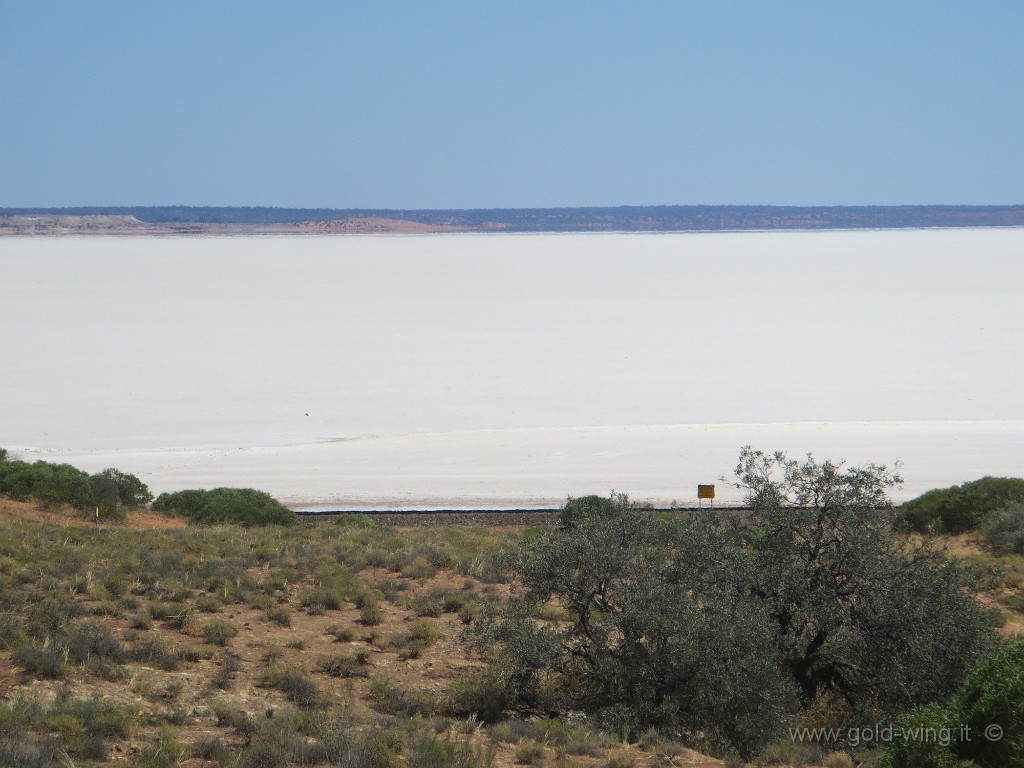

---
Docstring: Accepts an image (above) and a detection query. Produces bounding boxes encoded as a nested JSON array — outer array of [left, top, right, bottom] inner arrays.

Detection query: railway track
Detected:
[[297, 506, 747, 527]]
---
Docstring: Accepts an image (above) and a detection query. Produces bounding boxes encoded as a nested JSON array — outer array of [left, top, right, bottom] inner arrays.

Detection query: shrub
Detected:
[[316, 653, 368, 678], [209, 655, 242, 690], [359, 603, 384, 626], [391, 618, 439, 659], [201, 618, 239, 646], [152, 487, 296, 527], [515, 740, 546, 766], [487, 452, 998, 759], [368, 674, 435, 716], [445, 669, 511, 723], [195, 594, 224, 613], [129, 634, 182, 670], [0, 737, 66, 768], [897, 476, 1024, 534], [258, 664, 321, 708], [12, 644, 66, 679], [90, 467, 152, 508], [981, 501, 1024, 556], [265, 605, 291, 627], [407, 732, 495, 768], [190, 735, 232, 765], [0, 456, 148, 517], [954, 638, 1024, 766], [64, 620, 125, 664], [151, 489, 207, 517], [327, 625, 355, 642]]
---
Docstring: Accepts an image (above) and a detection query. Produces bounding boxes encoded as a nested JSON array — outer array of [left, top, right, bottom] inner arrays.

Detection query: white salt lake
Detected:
[[1, 229, 1022, 508]]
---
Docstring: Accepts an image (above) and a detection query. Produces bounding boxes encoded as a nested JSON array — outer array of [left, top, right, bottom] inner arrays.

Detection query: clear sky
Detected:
[[2, 1, 1022, 209]]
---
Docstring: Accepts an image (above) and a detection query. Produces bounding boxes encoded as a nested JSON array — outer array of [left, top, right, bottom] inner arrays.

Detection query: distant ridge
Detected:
[[3, 204, 1023, 235]]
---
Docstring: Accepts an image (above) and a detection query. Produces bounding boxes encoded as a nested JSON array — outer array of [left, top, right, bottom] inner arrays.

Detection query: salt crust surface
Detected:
[[2, 229, 1021, 507]]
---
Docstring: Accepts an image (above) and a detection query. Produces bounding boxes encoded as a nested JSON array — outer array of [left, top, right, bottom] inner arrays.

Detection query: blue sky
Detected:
[[2, 2, 1021, 208]]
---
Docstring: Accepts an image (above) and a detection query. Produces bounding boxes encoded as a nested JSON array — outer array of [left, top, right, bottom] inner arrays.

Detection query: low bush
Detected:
[[11, 644, 66, 679], [64, 620, 126, 664], [981, 501, 1024, 556], [445, 669, 511, 723], [368, 675, 435, 717], [327, 625, 355, 642], [209, 655, 242, 691], [201, 618, 239, 646], [265, 605, 291, 627], [152, 487, 296, 527], [408, 731, 496, 768], [391, 618, 440, 659], [359, 603, 384, 626], [316, 653, 369, 678], [0, 453, 150, 518], [257, 664, 321, 708], [897, 476, 1024, 533], [189, 735, 232, 765], [129, 634, 182, 671], [880, 639, 1024, 767]]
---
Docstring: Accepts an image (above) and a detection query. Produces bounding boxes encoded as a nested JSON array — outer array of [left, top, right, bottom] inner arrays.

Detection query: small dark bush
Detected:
[[65, 620, 126, 664], [258, 665, 321, 708], [368, 675, 435, 716], [190, 735, 232, 765], [265, 606, 291, 627], [210, 655, 242, 691], [201, 619, 239, 646], [129, 635, 182, 671], [445, 669, 511, 723], [316, 653, 368, 678], [391, 618, 439, 659], [327, 625, 355, 642], [359, 603, 383, 626], [11, 644, 65, 679]]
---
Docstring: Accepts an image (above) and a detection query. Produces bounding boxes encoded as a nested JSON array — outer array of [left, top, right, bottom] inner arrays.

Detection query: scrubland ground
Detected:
[[0, 500, 1020, 768]]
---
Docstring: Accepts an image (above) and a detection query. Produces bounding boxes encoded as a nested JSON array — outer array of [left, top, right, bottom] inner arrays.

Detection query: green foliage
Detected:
[[445, 669, 513, 723], [152, 487, 296, 526], [486, 450, 998, 758], [316, 653, 369, 678], [150, 488, 207, 517], [880, 639, 1024, 768], [200, 618, 239, 646], [11, 644, 66, 679], [89, 467, 153, 509], [488, 491, 797, 755], [368, 674, 436, 716], [897, 476, 1024, 534], [257, 664, 321, 708], [954, 639, 1024, 767], [980, 501, 1024, 556], [390, 618, 439, 659], [732, 448, 995, 714], [0, 452, 150, 519]]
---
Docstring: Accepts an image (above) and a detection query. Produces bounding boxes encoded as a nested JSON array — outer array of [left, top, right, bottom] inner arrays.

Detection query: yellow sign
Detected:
[[697, 484, 716, 500]]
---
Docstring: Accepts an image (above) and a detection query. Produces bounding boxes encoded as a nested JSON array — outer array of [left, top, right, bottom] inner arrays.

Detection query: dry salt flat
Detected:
[[1, 229, 1022, 508]]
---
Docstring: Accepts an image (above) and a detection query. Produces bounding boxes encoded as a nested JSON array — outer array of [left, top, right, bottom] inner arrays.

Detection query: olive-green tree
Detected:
[[481, 449, 997, 758], [731, 447, 996, 718]]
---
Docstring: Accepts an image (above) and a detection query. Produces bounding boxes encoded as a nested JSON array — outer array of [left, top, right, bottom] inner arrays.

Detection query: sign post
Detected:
[[697, 484, 716, 509]]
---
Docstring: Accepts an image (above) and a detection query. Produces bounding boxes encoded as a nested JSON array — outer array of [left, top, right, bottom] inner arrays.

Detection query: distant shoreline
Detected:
[[3, 204, 1024, 236]]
